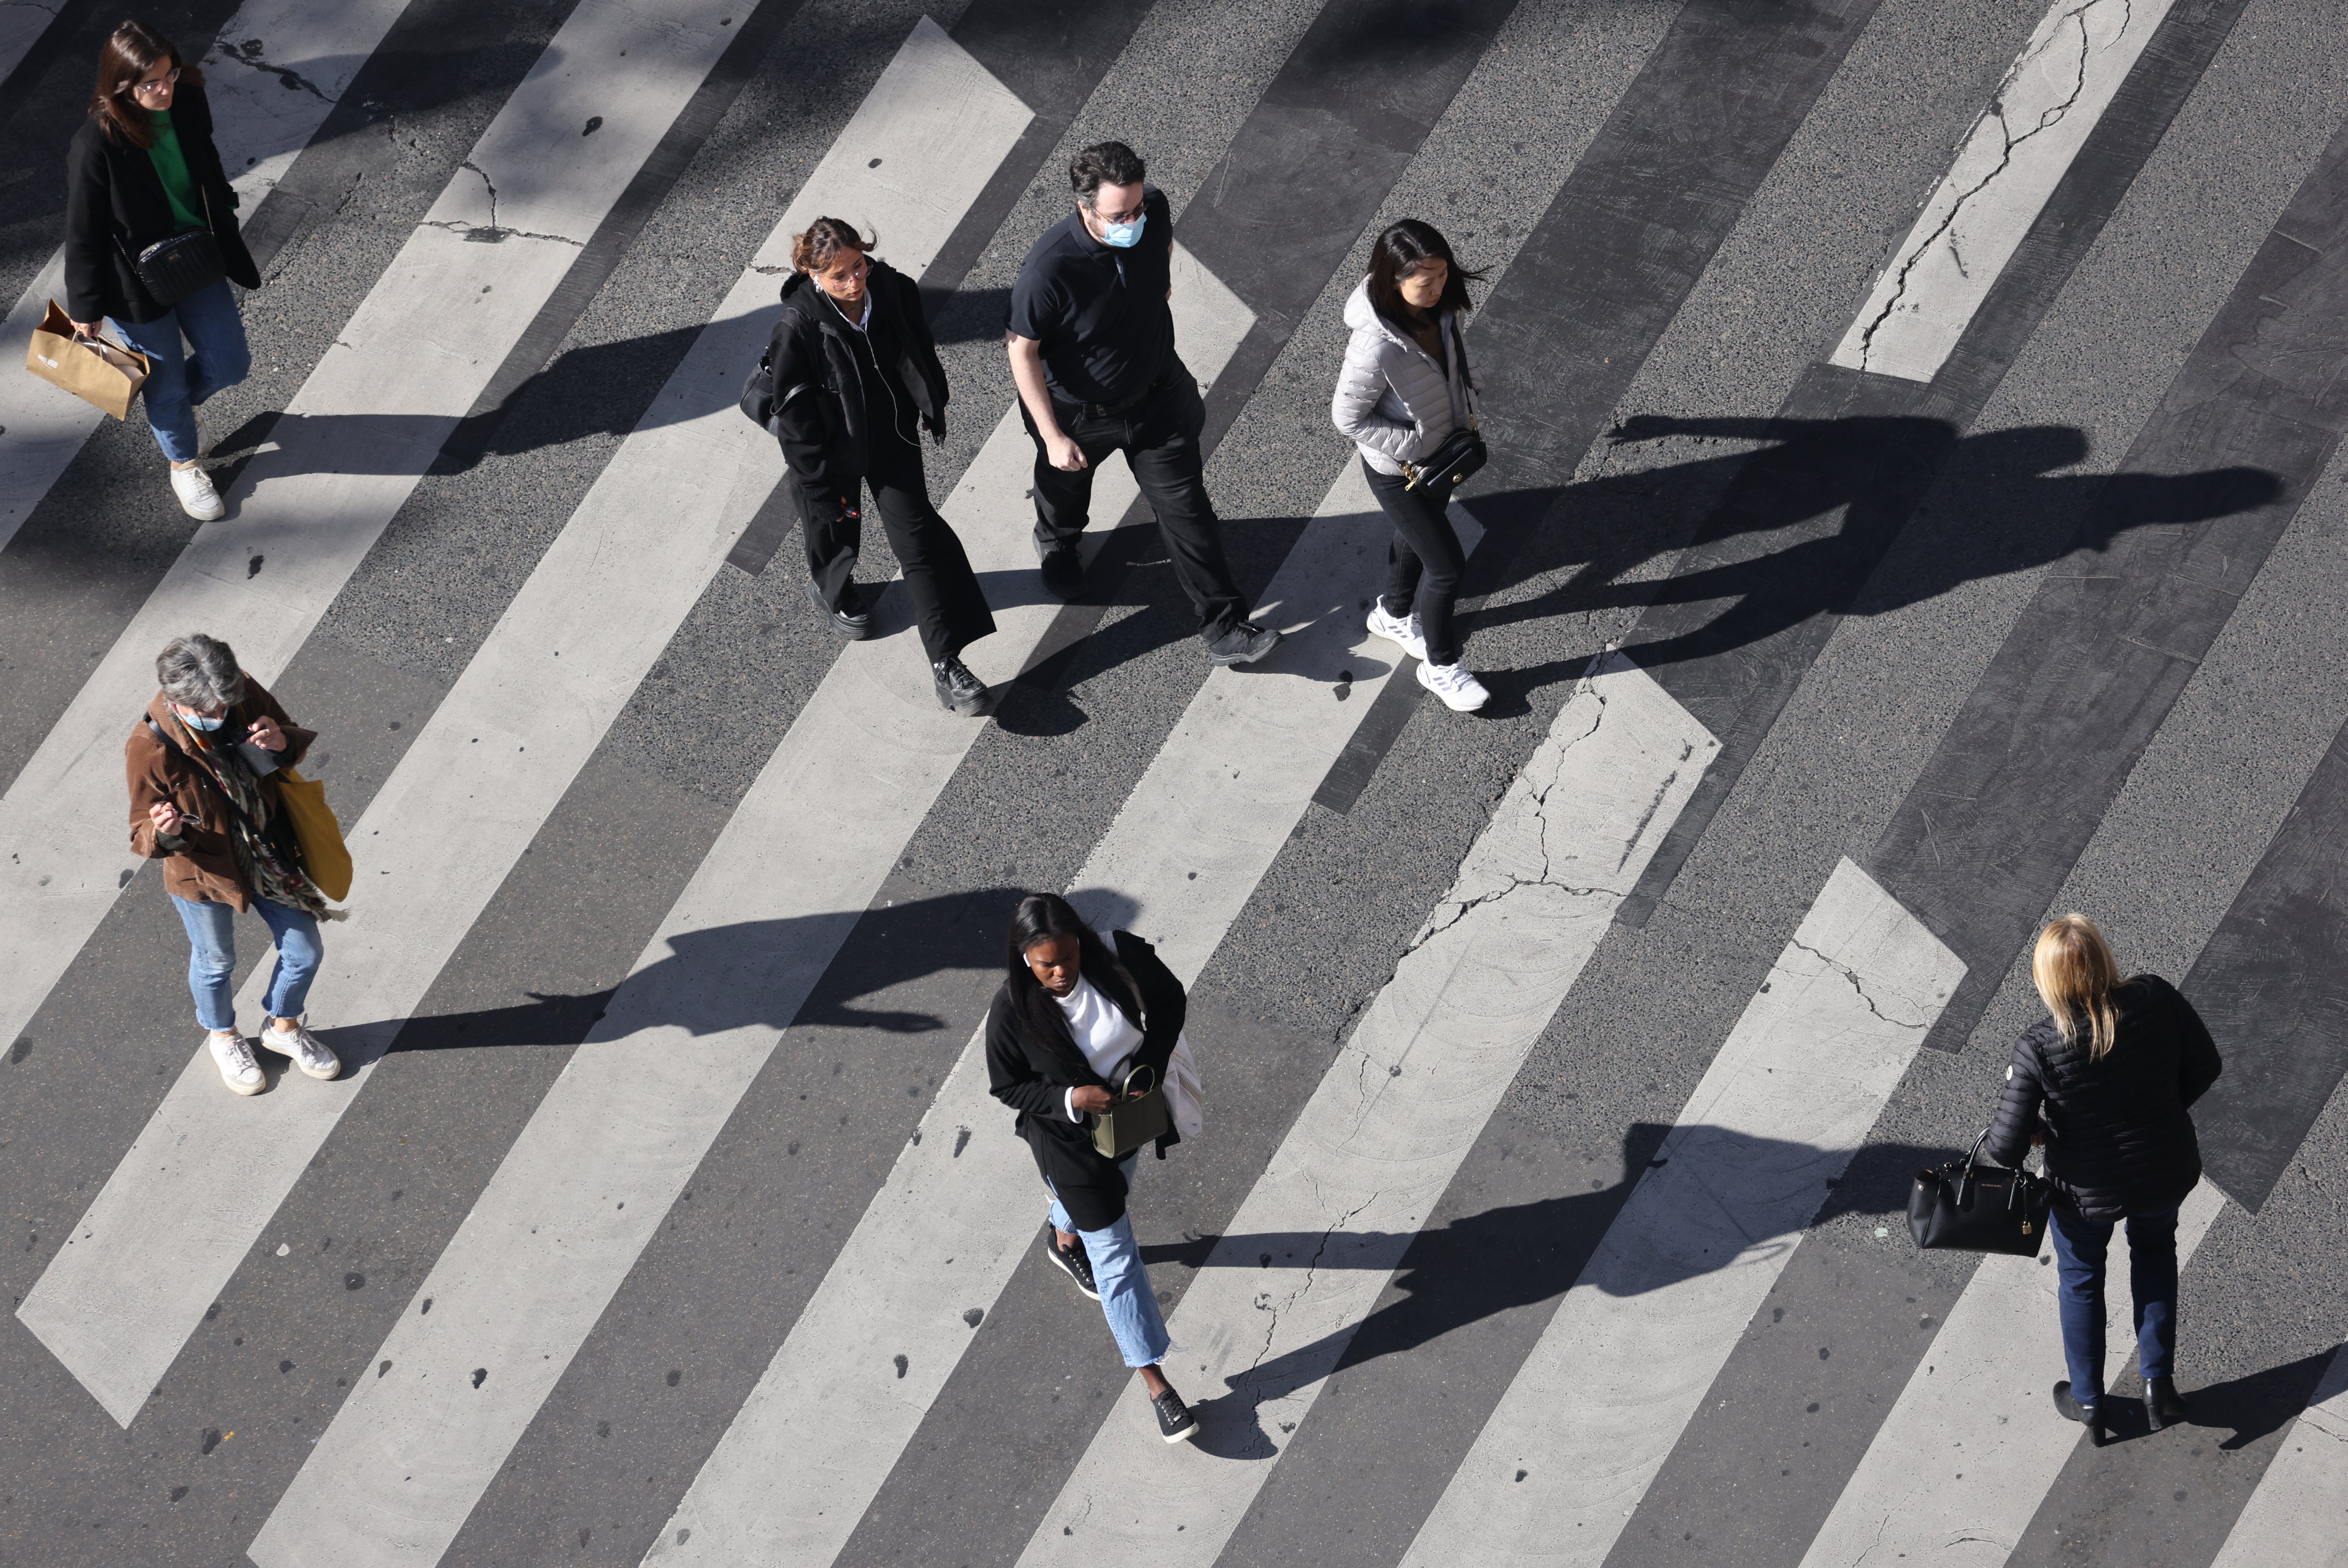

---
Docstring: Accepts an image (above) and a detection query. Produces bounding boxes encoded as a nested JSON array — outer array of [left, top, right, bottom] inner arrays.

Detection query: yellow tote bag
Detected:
[[274, 767, 352, 902]]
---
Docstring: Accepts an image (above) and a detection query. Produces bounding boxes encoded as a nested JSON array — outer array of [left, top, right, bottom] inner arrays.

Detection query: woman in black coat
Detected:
[[986, 893, 1198, 1443], [1983, 913, 2222, 1445], [767, 216, 996, 715], [64, 21, 260, 523]]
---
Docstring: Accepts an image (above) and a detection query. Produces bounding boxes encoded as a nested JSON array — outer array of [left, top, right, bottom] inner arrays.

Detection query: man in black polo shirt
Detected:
[[1006, 141, 1280, 666]]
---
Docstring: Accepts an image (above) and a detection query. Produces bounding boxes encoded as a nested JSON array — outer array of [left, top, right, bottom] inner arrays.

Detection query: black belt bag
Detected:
[[124, 188, 226, 310], [1908, 1130, 2054, 1256], [1403, 425, 1487, 492]]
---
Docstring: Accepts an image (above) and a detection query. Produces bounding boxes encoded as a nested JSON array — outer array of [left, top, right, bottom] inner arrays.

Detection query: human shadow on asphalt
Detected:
[[1139, 1122, 1951, 1463], [333, 884, 1132, 1062], [983, 413, 2282, 733]]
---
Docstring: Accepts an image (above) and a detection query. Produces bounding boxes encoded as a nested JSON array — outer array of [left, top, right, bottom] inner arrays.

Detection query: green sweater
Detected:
[[147, 110, 206, 232]]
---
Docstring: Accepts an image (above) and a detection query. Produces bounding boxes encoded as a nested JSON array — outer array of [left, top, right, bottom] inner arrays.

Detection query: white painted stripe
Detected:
[[641, 461, 1482, 1566], [17, 15, 1031, 1435], [1798, 1179, 2228, 1568], [247, 253, 1259, 1568], [2208, 1343, 2348, 1568], [1828, 0, 2175, 383], [1405, 858, 1967, 1568], [0, 0, 742, 1134], [0, 0, 64, 97], [0, 0, 417, 550], [1015, 654, 1719, 1568]]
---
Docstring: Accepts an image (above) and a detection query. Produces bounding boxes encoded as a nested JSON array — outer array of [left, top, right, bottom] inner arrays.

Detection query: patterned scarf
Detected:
[[162, 707, 334, 920]]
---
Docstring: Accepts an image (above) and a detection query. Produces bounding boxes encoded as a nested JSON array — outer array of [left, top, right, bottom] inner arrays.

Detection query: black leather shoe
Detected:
[[1205, 620, 1281, 666], [807, 577, 871, 640], [1036, 541, 1083, 599], [932, 655, 991, 717], [2144, 1375, 2191, 1431], [2054, 1380, 2107, 1446]]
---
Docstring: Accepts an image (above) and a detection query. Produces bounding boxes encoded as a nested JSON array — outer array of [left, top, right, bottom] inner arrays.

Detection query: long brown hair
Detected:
[[91, 20, 201, 151], [2031, 913, 2122, 1060]]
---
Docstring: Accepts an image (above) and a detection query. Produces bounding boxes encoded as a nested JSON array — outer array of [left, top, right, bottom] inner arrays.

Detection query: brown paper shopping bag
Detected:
[[24, 301, 149, 420]]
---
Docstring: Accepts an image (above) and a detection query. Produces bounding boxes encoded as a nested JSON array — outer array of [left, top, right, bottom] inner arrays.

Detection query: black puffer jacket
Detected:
[[1984, 975, 2221, 1222], [765, 259, 946, 509], [63, 84, 261, 324]]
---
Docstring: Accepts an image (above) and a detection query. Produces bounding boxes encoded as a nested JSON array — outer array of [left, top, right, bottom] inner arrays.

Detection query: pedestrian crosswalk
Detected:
[[5, 0, 2348, 1564]]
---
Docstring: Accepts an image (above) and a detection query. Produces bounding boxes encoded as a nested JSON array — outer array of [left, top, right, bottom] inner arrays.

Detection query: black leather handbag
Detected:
[[1908, 1130, 2054, 1256], [126, 188, 226, 309]]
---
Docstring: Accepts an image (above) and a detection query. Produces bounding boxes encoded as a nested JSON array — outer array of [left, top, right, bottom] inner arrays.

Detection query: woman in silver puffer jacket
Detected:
[[1330, 220, 1488, 711]]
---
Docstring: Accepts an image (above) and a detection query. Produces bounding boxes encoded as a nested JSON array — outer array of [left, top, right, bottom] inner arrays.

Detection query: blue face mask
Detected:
[[177, 706, 225, 732], [1098, 210, 1145, 249]]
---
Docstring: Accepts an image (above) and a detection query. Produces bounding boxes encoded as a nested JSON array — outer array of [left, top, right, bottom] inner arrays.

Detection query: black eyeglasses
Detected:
[[1091, 196, 1146, 225]]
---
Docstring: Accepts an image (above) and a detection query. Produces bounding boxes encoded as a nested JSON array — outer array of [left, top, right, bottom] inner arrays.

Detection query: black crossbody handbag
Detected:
[[1908, 1129, 2054, 1256], [123, 188, 226, 310], [1402, 319, 1486, 492]]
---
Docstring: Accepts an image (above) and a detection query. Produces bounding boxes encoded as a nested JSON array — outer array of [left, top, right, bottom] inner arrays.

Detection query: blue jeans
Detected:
[[1049, 1153, 1172, 1370], [2047, 1201, 2180, 1406], [172, 894, 321, 1033], [109, 279, 250, 464]]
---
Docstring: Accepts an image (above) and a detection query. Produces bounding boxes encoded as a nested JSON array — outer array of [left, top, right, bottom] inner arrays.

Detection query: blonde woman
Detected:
[[1983, 914, 2222, 1444]]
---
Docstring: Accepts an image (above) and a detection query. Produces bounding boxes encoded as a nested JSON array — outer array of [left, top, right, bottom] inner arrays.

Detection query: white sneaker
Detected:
[[260, 1018, 340, 1080], [169, 463, 225, 521], [209, 1030, 264, 1095], [1365, 602, 1428, 663], [1416, 658, 1490, 712]]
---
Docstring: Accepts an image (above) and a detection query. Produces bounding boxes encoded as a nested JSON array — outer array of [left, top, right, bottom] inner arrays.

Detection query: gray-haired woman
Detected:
[[126, 633, 339, 1094]]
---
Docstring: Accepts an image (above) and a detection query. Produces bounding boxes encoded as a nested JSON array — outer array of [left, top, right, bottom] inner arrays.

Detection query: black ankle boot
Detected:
[[2144, 1375, 2190, 1431], [2054, 1380, 2107, 1446]]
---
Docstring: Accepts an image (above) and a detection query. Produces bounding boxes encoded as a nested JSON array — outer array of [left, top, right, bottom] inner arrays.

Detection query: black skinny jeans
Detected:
[[1022, 370, 1246, 640], [803, 424, 995, 664], [1362, 457, 1465, 666]]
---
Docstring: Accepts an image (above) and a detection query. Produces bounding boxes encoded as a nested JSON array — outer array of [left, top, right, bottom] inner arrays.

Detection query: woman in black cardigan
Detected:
[[768, 216, 996, 715], [64, 21, 261, 522], [986, 893, 1198, 1443], [1983, 913, 2222, 1445]]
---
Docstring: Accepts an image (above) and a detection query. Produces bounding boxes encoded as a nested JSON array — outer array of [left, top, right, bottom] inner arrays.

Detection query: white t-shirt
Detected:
[[1057, 973, 1143, 1122]]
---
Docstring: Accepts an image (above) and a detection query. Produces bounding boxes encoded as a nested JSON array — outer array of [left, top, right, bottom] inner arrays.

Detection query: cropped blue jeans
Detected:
[[1048, 1153, 1171, 1370]]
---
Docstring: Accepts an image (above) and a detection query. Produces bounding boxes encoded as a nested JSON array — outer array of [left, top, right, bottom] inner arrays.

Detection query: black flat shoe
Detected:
[[1036, 542, 1083, 600], [807, 577, 872, 640], [1151, 1382, 1198, 1444], [1043, 1232, 1098, 1301], [1204, 621, 1281, 666], [2054, 1380, 2107, 1446], [932, 655, 991, 717], [2144, 1375, 2191, 1431]]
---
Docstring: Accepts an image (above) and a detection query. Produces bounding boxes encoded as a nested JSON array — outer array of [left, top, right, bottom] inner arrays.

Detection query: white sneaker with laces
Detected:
[[261, 1018, 340, 1080], [1365, 602, 1428, 663], [1416, 658, 1490, 712], [209, 1030, 264, 1095], [169, 463, 225, 521]]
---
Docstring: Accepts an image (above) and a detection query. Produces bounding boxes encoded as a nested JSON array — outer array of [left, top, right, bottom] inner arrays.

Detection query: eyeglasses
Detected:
[[127, 67, 180, 98], [1090, 195, 1146, 225]]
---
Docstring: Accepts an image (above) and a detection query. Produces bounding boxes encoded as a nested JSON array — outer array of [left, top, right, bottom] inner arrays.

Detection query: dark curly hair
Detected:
[[1068, 141, 1146, 207]]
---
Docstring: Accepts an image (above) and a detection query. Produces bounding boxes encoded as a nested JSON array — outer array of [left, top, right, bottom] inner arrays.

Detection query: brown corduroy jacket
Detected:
[[124, 679, 314, 911]]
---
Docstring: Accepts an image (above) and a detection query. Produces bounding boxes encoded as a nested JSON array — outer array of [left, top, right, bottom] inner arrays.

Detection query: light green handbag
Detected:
[[1089, 1060, 1171, 1159]]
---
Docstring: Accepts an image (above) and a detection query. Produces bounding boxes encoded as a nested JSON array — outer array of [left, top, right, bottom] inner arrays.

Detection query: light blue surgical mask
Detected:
[[176, 705, 225, 731], [1099, 211, 1145, 249]]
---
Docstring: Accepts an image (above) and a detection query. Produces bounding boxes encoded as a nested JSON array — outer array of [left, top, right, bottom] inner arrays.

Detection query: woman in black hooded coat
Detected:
[[986, 893, 1199, 1443], [765, 216, 995, 715]]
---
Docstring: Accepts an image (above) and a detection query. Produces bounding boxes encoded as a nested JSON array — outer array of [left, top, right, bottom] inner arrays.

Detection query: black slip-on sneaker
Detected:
[[2054, 1380, 2107, 1446], [1044, 1233, 1099, 1300], [1204, 621, 1281, 666], [807, 577, 872, 640], [1152, 1384, 1199, 1444]]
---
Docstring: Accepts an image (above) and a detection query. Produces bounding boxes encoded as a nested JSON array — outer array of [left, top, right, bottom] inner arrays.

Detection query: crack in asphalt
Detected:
[[216, 39, 332, 101], [417, 160, 586, 247], [1851, 0, 2129, 371], [1786, 940, 1933, 1030], [1230, 1189, 1378, 1454]]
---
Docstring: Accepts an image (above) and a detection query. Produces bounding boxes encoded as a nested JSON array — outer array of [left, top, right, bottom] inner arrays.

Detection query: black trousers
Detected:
[[1021, 370, 1246, 639], [803, 425, 995, 664], [1362, 457, 1465, 666]]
